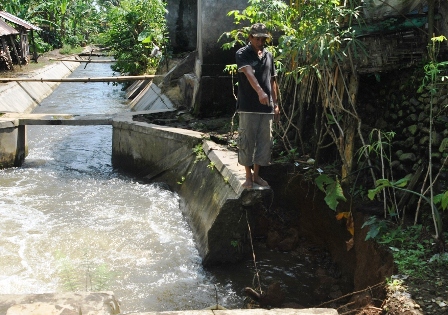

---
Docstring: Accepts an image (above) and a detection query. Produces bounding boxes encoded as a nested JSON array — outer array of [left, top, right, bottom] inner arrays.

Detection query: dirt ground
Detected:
[[0, 47, 91, 78], [2, 49, 447, 315]]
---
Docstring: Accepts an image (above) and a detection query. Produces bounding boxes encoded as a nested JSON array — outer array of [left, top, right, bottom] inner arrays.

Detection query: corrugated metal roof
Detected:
[[0, 18, 19, 36], [0, 11, 41, 31]]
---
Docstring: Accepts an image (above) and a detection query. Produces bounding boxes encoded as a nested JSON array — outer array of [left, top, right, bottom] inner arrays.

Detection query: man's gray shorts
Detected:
[[237, 112, 273, 166]]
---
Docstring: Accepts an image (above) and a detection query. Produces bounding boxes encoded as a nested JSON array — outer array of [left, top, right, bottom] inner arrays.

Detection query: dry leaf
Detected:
[[346, 237, 354, 251], [336, 212, 355, 236]]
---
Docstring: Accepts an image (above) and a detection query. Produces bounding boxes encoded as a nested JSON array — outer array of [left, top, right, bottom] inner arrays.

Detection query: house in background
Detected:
[[0, 11, 41, 69], [0, 18, 19, 70]]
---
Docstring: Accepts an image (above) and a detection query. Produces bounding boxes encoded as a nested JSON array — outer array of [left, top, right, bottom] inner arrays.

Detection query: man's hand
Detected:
[[240, 66, 269, 106], [258, 90, 269, 105], [274, 106, 280, 123]]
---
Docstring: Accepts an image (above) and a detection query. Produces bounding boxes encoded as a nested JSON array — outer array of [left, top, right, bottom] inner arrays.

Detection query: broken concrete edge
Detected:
[[124, 308, 338, 315], [0, 292, 120, 315], [0, 119, 18, 128], [0, 287, 337, 315]]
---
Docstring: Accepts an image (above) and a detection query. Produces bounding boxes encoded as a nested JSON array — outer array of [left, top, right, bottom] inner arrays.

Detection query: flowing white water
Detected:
[[0, 61, 241, 312]]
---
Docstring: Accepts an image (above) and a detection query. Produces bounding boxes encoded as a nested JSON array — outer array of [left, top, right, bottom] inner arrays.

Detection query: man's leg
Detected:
[[252, 114, 272, 187], [253, 164, 269, 186], [243, 165, 253, 189]]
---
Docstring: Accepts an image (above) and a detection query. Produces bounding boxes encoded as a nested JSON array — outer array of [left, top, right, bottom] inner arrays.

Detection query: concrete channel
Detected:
[[0, 63, 338, 314]]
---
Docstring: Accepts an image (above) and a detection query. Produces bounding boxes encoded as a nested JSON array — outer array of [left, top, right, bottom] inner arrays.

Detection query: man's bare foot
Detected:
[[253, 175, 269, 187], [242, 178, 253, 189]]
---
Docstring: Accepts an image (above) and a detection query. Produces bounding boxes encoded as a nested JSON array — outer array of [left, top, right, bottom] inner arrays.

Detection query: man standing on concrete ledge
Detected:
[[236, 22, 280, 189]]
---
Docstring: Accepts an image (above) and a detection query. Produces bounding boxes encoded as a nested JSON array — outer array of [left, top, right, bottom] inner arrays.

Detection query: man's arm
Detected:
[[239, 66, 270, 106], [271, 76, 280, 123]]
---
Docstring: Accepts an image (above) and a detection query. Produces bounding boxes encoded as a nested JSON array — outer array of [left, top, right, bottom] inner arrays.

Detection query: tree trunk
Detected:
[[341, 73, 359, 185]]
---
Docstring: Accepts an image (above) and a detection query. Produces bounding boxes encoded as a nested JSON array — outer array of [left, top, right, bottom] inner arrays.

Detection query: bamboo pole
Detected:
[[0, 75, 162, 83], [49, 59, 116, 63]]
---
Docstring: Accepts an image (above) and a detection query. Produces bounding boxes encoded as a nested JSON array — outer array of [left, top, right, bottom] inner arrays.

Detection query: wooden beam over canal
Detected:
[[0, 113, 118, 125], [49, 58, 116, 63], [0, 75, 161, 83]]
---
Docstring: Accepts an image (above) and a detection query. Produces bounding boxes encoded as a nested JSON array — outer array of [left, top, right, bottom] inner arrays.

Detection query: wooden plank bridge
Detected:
[[0, 112, 121, 125]]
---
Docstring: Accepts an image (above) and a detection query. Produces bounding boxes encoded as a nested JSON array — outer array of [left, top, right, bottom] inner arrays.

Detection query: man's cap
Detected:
[[250, 23, 270, 38]]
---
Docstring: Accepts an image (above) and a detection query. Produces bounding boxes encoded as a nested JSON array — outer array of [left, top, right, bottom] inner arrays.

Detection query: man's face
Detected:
[[250, 35, 267, 52]]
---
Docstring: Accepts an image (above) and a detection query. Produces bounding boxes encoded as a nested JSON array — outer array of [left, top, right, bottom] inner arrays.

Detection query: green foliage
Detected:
[[392, 245, 430, 278], [361, 216, 389, 241], [221, 0, 289, 51], [59, 44, 83, 55], [207, 161, 216, 171], [368, 176, 443, 236], [429, 252, 448, 265], [177, 176, 185, 185], [356, 129, 395, 163], [101, 0, 168, 75], [418, 35, 448, 95], [193, 143, 206, 163], [315, 174, 347, 211], [274, 147, 300, 163], [379, 225, 432, 278], [223, 64, 237, 76], [364, 222, 448, 279], [434, 191, 448, 211], [6, 0, 107, 50], [386, 278, 405, 293]]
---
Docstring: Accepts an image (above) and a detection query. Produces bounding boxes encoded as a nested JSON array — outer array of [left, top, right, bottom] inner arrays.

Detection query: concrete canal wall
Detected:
[[0, 61, 79, 113], [111, 115, 273, 266], [0, 60, 79, 167]]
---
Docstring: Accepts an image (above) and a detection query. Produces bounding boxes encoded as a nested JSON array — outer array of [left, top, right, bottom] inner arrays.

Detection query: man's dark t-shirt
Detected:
[[236, 44, 276, 113]]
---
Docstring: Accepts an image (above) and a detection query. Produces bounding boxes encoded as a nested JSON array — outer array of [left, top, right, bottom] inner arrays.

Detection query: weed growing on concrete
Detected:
[[193, 143, 206, 164], [207, 161, 215, 171]]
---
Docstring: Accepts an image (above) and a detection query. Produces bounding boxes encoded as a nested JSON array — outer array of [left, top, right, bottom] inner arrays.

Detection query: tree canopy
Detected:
[[1, 0, 168, 75]]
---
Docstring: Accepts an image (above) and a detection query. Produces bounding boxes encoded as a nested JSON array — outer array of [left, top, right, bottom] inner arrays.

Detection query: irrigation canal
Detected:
[[0, 60, 320, 313]]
